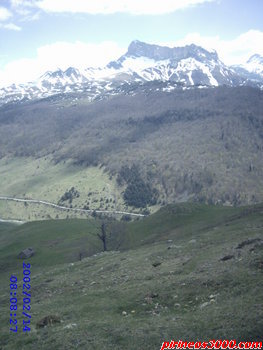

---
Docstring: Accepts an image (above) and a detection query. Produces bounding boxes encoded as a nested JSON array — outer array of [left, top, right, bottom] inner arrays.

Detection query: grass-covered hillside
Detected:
[[0, 157, 131, 221], [0, 203, 262, 349], [0, 85, 263, 212]]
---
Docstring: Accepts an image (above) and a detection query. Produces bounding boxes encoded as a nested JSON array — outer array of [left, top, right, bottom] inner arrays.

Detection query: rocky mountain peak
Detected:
[[64, 67, 80, 78], [125, 40, 219, 62], [127, 40, 171, 60], [247, 54, 263, 65]]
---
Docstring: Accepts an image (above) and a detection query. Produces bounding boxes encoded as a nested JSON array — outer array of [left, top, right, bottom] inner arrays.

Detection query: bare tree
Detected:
[[98, 222, 107, 251]]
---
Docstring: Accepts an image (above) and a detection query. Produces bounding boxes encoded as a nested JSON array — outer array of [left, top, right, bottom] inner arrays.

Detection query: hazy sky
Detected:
[[0, 0, 263, 86]]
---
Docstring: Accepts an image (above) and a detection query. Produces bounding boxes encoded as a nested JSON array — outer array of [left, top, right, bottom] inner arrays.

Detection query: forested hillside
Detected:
[[0, 85, 263, 208]]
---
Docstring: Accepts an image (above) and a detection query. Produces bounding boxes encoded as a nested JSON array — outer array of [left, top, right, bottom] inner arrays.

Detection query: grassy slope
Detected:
[[0, 219, 101, 272], [0, 203, 262, 349], [0, 157, 135, 221]]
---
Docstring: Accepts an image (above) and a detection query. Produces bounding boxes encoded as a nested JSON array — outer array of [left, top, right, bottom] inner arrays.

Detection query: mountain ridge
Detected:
[[0, 40, 262, 106]]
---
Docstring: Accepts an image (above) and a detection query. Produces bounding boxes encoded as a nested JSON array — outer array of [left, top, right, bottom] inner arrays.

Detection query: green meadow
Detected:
[[0, 203, 262, 349]]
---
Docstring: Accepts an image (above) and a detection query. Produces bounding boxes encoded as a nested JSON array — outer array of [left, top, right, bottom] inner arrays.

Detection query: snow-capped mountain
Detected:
[[231, 54, 263, 82], [40, 67, 88, 86], [244, 54, 263, 77], [82, 41, 241, 86], [0, 40, 262, 106], [104, 41, 242, 86]]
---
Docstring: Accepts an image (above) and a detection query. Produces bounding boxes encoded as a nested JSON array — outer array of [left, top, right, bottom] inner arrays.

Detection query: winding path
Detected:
[[0, 196, 145, 218]]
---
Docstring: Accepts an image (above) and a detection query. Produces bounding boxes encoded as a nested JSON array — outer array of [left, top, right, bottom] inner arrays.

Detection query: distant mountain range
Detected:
[[0, 40, 263, 105]]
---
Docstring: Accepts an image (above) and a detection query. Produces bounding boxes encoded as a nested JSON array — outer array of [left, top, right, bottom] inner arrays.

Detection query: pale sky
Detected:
[[0, 0, 263, 86]]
